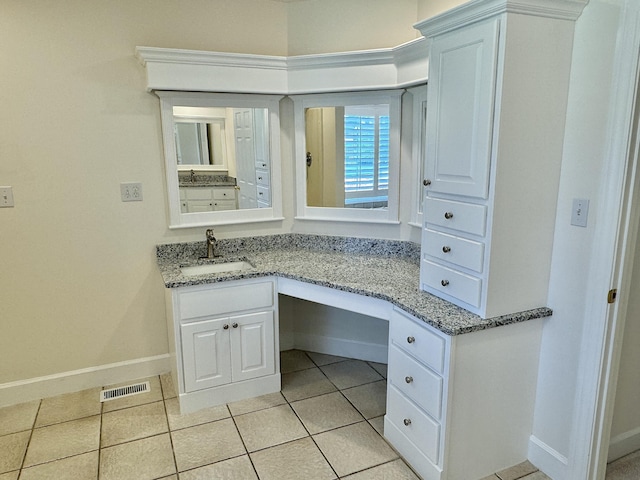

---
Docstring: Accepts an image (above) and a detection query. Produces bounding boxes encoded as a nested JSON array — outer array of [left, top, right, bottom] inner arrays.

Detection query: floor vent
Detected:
[[100, 381, 150, 402]]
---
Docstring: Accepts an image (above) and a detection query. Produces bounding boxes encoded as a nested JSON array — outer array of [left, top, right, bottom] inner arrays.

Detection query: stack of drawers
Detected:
[[385, 309, 449, 470], [421, 196, 487, 313], [255, 161, 271, 208]]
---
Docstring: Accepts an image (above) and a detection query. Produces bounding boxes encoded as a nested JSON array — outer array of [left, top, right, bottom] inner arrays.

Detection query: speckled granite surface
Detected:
[[156, 234, 552, 336], [177, 173, 236, 187]]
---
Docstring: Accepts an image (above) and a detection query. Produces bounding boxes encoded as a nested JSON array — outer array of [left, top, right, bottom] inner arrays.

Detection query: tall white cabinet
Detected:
[[417, 0, 586, 319]]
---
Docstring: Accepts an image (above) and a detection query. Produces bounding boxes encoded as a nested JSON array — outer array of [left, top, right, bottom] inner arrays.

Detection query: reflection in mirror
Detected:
[[293, 90, 402, 224], [157, 92, 283, 229], [305, 104, 390, 209]]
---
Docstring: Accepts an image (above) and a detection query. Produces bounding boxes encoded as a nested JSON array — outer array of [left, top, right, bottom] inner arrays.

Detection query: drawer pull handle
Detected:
[[441, 279, 450, 287], [407, 336, 415, 344], [403, 418, 412, 426], [442, 246, 451, 253], [444, 212, 454, 219], [223, 324, 229, 330], [232, 323, 238, 329], [405, 376, 413, 384], [258, 176, 263, 180], [423, 179, 431, 186]]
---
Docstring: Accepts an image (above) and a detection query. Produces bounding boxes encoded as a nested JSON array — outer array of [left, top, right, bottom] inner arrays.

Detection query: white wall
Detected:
[[0, 0, 430, 393], [529, 0, 623, 475]]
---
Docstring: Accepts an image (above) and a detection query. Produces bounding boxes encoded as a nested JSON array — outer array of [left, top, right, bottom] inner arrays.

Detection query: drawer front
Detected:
[[422, 260, 482, 308], [256, 169, 270, 187], [389, 345, 443, 419], [178, 281, 274, 321], [185, 187, 213, 201], [256, 160, 269, 170], [213, 187, 236, 200], [213, 200, 237, 211], [424, 197, 487, 236], [423, 229, 485, 273], [390, 310, 446, 374], [257, 185, 271, 203], [387, 385, 440, 464]]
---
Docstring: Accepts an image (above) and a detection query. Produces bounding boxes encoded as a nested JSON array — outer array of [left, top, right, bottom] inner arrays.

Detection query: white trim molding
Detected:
[[135, 38, 428, 95], [0, 354, 171, 408]]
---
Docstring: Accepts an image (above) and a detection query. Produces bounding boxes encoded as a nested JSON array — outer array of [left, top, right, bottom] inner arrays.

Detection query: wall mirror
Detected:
[[293, 90, 403, 223], [157, 91, 284, 229]]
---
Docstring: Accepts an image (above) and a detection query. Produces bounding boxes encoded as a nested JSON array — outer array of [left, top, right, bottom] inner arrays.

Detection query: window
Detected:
[[344, 105, 390, 207]]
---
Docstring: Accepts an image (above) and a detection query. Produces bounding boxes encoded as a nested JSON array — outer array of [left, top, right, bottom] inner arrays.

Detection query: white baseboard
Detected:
[[528, 434, 569, 479], [608, 427, 640, 462], [292, 333, 388, 364], [0, 354, 171, 408]]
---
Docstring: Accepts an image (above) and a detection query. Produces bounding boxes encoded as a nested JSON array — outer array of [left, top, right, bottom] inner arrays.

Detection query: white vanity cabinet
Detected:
[[179, 186, 238, 213], [384, 308, 543, 480], [417, 0, 583, 318], [165, 278, 280, 414]]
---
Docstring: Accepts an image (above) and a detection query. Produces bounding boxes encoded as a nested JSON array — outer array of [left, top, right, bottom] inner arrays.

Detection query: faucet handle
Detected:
[[205, 229, 216, 241]]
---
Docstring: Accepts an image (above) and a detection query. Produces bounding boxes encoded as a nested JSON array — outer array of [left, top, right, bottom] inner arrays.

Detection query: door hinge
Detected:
[[608, 289, 617, 304]]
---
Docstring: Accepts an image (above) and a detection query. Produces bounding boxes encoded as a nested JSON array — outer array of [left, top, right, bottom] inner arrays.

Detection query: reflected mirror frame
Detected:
[[292, 90, 403, 224], [156, 91, 284, 229]]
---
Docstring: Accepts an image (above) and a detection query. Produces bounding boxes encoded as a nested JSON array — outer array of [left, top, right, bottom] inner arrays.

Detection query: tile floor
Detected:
[[0, 350, 554, 480]]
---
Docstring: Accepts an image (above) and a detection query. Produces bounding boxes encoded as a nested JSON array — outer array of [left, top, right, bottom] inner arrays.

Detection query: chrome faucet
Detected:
[[190, 169, 196, 183], [204, 229, 221, 259]]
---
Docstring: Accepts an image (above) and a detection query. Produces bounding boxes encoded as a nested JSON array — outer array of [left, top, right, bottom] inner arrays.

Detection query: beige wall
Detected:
[[0, 0, 430, 385]]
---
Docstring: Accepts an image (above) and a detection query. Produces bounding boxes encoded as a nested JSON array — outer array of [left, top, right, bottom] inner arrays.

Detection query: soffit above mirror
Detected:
[[135, 38, 427, 95]]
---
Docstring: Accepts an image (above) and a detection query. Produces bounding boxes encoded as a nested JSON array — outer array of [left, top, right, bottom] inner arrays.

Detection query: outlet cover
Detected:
[[120, 182, 143, 202], [571, 198, 589, 227], [0, 186, 14, 207]]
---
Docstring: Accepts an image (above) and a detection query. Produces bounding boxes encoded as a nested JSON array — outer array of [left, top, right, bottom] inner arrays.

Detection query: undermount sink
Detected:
[[180, 261, 253, 276]]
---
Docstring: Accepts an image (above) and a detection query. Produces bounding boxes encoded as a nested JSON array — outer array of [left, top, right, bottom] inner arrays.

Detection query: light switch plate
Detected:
[[120, 182, 143, 202], [0, 186, 14, 207], [571, 198, 589, 227]]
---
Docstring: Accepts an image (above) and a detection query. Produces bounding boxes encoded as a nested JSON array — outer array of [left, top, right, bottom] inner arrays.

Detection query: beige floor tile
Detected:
[[368, 415, 385, 435], [0, 431, 30, 474], [234, 404, 308, 452], [290, 392, 362, 434], [19, 451, 98, 480], [0, 471, 19, 480], [160, 373, 177, 399], [320, 360, 383, 390], [306, 351, 349, 366], [227, 392, 286, 416], [101, 401, 168, 447], [280, 349, 315, 373], [165, 397, 229, 431], [0, 401, 39, 436], [99, 433, 176, 480], [35, 387, 102, 427], [179, 455, 258, 480], [496, 460, 538, 480], [314, 421, 398, 477], [479, 476, 500, 480], [368, 361, 388, 379], [101, 376, 163, 413], [24, 415, 100, 468], [343, 458, 420, 479], [158, 476, 178, 480], [281, 368, 337, 402], [342, 380, 387, 419], [171, 418, 245, 472], [519, 473, 551, 480], [250, 437, 336, 480]]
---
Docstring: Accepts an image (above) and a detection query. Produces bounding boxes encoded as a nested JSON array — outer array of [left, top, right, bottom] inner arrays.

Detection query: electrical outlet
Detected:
[[0, 186, 14, 208], [571, 198, 589, 227], [120, 182, 143, 202]]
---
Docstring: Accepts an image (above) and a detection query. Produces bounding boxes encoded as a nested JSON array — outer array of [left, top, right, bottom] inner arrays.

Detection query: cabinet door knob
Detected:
[[407, 336, 415, 344], [423, 179, 432, 186], [223, 324, 229, 330], [403, 418, 412, 426], [405, 376, 413, 384], [444, 212, 454, 219], [232, 323, 238, 328], [442, 246, 451, 253], [441, 279, 450, 287]]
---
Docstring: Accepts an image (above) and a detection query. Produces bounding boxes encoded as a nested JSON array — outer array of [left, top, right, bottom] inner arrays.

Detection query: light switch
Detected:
[[571, 198, 589, 227], [0, 186, 14, 207]]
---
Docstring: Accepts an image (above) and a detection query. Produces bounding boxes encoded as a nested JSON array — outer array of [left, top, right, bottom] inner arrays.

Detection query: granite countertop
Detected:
[[178, 173, 236, 187], [156, 234, 552, 336]]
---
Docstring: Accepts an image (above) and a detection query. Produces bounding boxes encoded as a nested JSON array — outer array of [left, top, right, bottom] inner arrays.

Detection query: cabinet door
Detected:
[[181, 318, 231, 392], [230, 311, 275, 382], [425, 18, 499, 199]]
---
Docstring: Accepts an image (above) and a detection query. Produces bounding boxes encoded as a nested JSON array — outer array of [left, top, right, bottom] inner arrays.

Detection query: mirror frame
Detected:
[[292, 90, 403, 224], [156, 91, 284, 229]]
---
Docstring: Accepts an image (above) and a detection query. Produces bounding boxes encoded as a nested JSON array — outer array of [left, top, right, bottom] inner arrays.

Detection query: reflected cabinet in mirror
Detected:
[[157, 92, 283, 228], [293, 91, 402, 223]]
